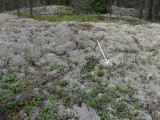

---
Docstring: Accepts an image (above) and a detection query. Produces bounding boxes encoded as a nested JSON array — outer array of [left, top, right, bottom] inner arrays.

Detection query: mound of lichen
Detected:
[[0, 14, 160, 120]]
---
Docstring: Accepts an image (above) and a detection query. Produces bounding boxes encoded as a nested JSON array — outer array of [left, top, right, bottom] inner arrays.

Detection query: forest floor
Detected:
[[0, 13, 160, 120]]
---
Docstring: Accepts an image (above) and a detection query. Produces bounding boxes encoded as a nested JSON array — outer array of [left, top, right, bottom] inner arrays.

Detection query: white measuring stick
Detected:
[[97, 40, 109, 64]]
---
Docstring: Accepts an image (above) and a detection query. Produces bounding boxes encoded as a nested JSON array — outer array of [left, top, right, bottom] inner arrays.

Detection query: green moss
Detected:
[[0, 71, 3, 79], [133, 104, 143, 111], [5, 100, 18, 109], [2, 72, 17, 83], [80, 23, 93, 29], [157, 64, 160, 69], [87, 97, 100, 108], [134, 111, 139, 116], [43, 106, 51, 112], [10, 82, 27, 93], [97, 70, 105, 77], [22, 13, 114, 23], [84, 73, 95, 82], [130, 48, 139, 53], [154, 80, 160, 85], [58, 80, 69, 87], [129, 64, 134, 70], [98, 111, 109, 120], [153, 50, 159, 56], [0, 64, 150, 119], [115, 102, 130, 118], [73, 60, 79, 66], [82, 58, 99, 72], [145, 46, 156, 52], [116, 85, 126, 93], [125, 20, 140, 25], [50, 64, 65, 70], [31, 96, 44, 106], [84, 49, 89, 53], [47, 81, 146, 119]]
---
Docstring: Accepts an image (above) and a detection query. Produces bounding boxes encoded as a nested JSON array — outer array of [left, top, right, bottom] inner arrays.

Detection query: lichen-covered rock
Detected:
[[10, 5, 73, 16], [112, 6, 140, 17]]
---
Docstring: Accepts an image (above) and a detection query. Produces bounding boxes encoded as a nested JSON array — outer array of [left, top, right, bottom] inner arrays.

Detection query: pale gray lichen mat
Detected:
[[0, 14, 160, 120]]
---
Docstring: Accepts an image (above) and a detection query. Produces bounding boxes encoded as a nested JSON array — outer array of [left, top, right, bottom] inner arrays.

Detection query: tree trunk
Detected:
[[152, 0, 160, 21], [40, 0, 44, 5], [14, 0, 20, 18], [72, 0, 81, 15], [148, 0, 153, 19], [46, 0, 51, 5], [5, 1, 9, 11], [63, 0, 66, 5], [110, 0, 112, 20], [17, 0, 20, 18], [58, 0, 61, 5], [114, 0, 117, 6], [144, 0, 149, 18], [117, 0, 120, 7], [140, 0, 145, 19], [0, 103, 7, 120], [17, 7, 20, 17], [30, 0, 33, 17]]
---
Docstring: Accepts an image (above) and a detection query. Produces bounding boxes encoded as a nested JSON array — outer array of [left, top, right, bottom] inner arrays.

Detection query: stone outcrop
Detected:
[[10, 5, 73, 15], [112, 6, 140, 17]]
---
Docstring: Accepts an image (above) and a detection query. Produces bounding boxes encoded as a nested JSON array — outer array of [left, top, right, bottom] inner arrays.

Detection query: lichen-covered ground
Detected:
[[0, 14, 160, 120], [11, 5, 73, 15]]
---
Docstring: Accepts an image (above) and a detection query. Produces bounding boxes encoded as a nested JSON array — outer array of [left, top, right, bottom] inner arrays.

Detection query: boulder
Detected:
[[112, 6, 140, 17]]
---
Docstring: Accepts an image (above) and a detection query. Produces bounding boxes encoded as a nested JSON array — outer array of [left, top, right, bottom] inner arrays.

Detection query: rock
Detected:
[[11, 5, 73, 15], [68, 21, 77, 26], [112, 6, 140, 18]]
